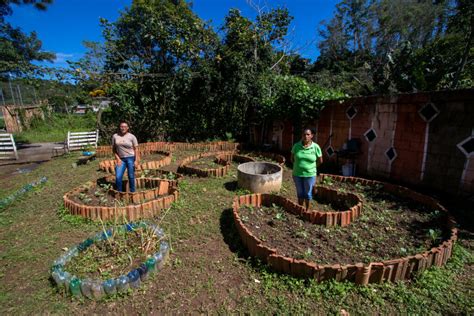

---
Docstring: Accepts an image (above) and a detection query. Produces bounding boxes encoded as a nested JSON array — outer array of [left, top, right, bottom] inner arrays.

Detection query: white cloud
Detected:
[[54, 52, 75, 64]]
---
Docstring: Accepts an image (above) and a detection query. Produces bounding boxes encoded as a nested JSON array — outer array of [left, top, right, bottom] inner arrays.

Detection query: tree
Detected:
[[101, 0, 218, 141], [0, 0, 55, 77], [100, 0, 342, 142], [313, 0, 472, 95]]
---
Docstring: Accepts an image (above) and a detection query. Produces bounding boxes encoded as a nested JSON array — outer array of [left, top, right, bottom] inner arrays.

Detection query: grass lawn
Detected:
[[13, 113, 96, 143], [0, 149, 472, 314]]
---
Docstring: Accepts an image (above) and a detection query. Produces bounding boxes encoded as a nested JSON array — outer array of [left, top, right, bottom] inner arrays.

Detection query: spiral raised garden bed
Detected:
[[177, 151, 234, 177], [232, 176, 457, 284], [51, 222, 170, 299], [237, 162, 283, 194], [63, 177, 178, 221], [99, 151, 172, 174]]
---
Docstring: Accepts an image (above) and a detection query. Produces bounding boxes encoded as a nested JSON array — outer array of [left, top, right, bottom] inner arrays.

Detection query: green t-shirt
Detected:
[[291, 141, 322, 177]]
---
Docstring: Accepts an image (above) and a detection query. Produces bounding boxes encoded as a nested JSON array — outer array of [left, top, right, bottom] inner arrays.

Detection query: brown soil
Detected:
[[187, 156, 223, 169], [141, 153, 169, 163], [240, 181, 449, 265]]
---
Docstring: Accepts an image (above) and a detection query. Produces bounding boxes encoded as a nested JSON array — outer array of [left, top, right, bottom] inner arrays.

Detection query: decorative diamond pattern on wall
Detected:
[[385, 147, 397, 162], [418, 102, 440, 122], [326, 146, 335, 157], [364, 128, 377, 142], [457, 136, 474, 157], [346, 106, 357, 120]]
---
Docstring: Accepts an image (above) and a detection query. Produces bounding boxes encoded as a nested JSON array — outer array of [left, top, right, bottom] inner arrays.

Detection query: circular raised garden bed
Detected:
[[232, 175, 457, 284], [177, 151, 234, 177], [51, 222, 170, 299], [237, 162, 283, 194], [99, 151, 172, 174], [63, 177, 179, 221]]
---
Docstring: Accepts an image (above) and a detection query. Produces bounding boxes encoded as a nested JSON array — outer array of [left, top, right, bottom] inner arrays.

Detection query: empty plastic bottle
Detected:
[[62, 271, 72, 291], [125, 223, 137, 231], [152, 227, 164, 238], [159, 241, 170, 261], [80, 278, 94, 299], [101, 229, 112, 240], [69, 277, 82, 298], [137, 222, 147, 229], [116, 275, 129, 293], [51, 269, 67, 287], [103, 279, 117, 296], [91, 281, 105, 300], [145, 257, 156, 274], [137, 263, 149, 281], [53, 257, 66, 267], [153, 252, 164, 270], [127, 269, 141, 288]]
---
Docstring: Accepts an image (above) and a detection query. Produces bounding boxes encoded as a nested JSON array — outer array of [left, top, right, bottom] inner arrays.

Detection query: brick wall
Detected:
[[266, 89, 474, 196]]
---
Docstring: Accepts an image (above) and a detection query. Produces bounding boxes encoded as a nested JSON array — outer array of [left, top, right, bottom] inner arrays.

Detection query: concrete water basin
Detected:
[[237, 162, 282, 194]]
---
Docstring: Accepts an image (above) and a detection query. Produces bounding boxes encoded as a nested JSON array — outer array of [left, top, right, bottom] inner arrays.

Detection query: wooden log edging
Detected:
[[63, 178, 179, 221], [96, 141, 240, 158], [98, 151, 172, 174], [232, 190, 457, 284], [177, 151, 235, 177]]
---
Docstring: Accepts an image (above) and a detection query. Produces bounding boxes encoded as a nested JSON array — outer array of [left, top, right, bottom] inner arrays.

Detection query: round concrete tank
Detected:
[[237, 162, 283, 194]]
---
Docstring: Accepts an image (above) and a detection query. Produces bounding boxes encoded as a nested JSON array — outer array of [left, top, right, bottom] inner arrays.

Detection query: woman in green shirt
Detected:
[[291, 128, 323, 211]]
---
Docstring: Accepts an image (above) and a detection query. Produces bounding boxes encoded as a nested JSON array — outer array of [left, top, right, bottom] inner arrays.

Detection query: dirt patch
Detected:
[[141, 153, 168, 163]]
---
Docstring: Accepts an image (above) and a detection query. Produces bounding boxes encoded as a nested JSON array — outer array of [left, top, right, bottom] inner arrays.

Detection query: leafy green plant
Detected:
[[303, 248, 313, 260], [428, 228, 443, 245], [322, 177, 334, 186], [274, 212, 286, 221]]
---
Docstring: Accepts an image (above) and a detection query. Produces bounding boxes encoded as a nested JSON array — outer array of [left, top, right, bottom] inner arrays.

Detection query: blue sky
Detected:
[[6, 0, 337, 67]]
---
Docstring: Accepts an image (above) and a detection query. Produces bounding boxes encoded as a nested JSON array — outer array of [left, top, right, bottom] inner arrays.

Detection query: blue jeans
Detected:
[[115, 156, 136, 192], [293, 175, 316, 200]]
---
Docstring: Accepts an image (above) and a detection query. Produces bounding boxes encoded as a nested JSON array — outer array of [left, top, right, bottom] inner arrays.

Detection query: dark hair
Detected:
[[118, 121, 129, 128], [302, 128, 314, 135]]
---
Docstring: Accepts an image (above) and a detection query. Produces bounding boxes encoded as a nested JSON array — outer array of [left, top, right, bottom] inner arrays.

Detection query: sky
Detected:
[[6, 0, 337, 68]]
